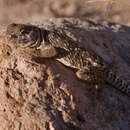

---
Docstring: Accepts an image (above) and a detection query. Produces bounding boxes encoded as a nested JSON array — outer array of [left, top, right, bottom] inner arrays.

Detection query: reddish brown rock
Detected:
[[0, 18, 130, 130]]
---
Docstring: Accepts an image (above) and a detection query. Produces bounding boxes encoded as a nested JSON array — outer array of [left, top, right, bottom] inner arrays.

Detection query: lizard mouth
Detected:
[[6, 23, 42, 48]]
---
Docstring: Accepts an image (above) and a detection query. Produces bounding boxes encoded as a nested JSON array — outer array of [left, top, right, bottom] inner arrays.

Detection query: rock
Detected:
[[0, 18, 130, 130]]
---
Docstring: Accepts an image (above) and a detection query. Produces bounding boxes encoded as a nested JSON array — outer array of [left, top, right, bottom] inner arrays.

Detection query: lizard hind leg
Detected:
[[76, 68, 106, 92]]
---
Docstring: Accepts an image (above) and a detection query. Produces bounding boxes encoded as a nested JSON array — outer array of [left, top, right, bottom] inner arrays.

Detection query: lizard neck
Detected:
[[40, 29, 51, 46]]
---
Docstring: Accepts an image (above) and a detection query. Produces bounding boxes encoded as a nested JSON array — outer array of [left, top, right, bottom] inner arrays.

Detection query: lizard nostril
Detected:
[[11, 23, 17, 27]]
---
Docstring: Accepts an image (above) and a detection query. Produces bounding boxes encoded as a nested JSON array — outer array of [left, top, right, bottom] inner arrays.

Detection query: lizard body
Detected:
[[6, 23, 130, 96]]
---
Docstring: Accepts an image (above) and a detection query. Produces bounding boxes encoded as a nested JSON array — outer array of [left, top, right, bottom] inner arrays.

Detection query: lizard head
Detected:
[[6, 23, 58, 58], [6, 23, 42, 48]]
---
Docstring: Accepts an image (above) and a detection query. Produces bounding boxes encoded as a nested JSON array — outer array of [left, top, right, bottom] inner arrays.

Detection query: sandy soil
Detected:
[[0, 0, 130, 25]]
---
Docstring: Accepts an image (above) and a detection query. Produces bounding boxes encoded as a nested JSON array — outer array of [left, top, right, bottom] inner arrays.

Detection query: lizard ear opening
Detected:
[[10, 34, 18, 39]]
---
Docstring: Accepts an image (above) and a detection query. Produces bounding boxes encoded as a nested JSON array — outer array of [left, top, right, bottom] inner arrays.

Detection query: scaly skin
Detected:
[[6, 23, 130, 96]]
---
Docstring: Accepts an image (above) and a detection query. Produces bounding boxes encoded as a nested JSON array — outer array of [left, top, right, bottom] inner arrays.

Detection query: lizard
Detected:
[[6, 23, 130, 96]]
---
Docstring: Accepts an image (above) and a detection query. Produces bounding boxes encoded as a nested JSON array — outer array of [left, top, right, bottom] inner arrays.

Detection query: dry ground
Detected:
[[0, 0, 130, 25]]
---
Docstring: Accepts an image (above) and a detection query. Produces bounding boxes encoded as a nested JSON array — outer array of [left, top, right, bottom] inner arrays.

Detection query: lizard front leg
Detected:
[[36, 45, 58, 58]]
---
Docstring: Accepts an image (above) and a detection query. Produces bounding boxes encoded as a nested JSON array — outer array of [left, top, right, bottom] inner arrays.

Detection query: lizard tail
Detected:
[[104, 69, 130, 96]]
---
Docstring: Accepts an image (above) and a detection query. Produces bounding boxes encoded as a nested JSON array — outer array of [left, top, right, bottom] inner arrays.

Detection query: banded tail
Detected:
[[104, 68, 130, 96]]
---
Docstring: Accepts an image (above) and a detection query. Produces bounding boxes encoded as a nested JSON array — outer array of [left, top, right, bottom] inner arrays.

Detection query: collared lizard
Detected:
[[6, 23, 130, 96]]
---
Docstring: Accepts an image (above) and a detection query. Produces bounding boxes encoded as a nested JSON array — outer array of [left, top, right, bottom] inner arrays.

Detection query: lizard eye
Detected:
[[29, 31, 37, 39], [29, 31, 35, 35]]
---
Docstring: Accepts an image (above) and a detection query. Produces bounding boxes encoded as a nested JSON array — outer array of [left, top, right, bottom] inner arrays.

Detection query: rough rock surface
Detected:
[[0, 18, 130, 130]]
